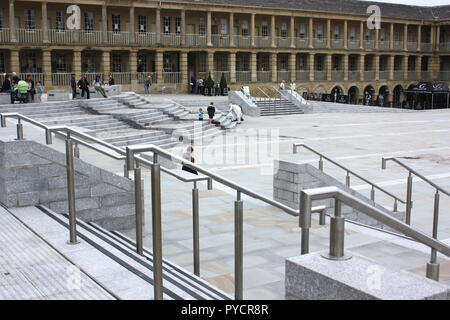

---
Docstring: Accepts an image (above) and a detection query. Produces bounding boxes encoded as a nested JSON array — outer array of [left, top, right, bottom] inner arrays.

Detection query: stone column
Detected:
[[375, 28, 379, 50], [102, 50, 111, 77], [250, 13, 255, 47], [180, 51, 188, 84], [181, 10, 186, 46], [229, 52, 236, 83], [359, 54, 365, 81], [374, 55, 380, 81], [229, 12, 234, 47], [343, 54, 349, 81], [430, 26, 436, 51], [102, 5, 108, 44], [42, 49, 52, 87], [207, 11, 212, 47], [309, 18, 313, 48], [403, 55, 408, 80], [10, 49, 19, 73], [156, 8, 161, 44], [289, 53, 296, 82], [343, 20, 348, 49], [416, 55, 422, 79], [388, 55, 394, 81], [129, 50, 138, 90], [207, 51, 214, 74], [390, 23, 394, 50], [73, 50, 82, 78], [417, 25, 422, 51], [436, 25, 440, 50], [130, 7, 135, 44], [9, 0, 17, 42], [250, 52, 257, 82], [326, 54, 332, 81], [308, 53, 314, 81], [429, 55, 439, 79], [42, 2, 49, 43], [327, 19, 331, 48], [271, 52, 277, 83], [360, 21, 364, 49], [271, 15, 276, 48], [404, 24, 408, 50], [155, 50, 163, 83], [290, 16, 295, 48]]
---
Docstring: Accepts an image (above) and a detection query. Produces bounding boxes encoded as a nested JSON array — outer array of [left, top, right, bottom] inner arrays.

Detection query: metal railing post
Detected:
[[73, 142, 80, 159], [393, 199, 398, 212], [151, 161, 163, 300], [405, 172, 413, 225], [426, 190, 440, 281], [346, 172, 350, 187], [299, 191, 312, 254], [45, 128, 52, 144], [370, 186, 375, 202], [134, 167, 143, 255], [319, 209, 326, 226], [319, 156, 323, 171], [124, 164, 129, 179], [16, 119, 23, 140], [192, 181, 200, 276], [323, 199, 351, 260], [65, 134, 78, 244], [234, 191, 243, 300], [1, 115, 6, 127]]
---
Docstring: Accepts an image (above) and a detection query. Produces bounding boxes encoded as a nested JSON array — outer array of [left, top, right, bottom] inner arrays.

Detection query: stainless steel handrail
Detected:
[[294, 143, 406, 211], [300, 186, 450, 281], [382, 156, 450, 280]]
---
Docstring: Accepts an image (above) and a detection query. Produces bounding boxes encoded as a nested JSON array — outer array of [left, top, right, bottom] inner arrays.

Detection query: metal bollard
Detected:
[[318, 156, 323, 171], [370, 186, 375, 202], [426, 190, 440, 281], [192, 181, 200, 276], [45, 128, 52, 144], [16, 121, 23, 140], [393, 199, 398, 212], [207, 178, 213, 190], [134, 167, 143, 255], [151, 163, 163, 300], [234, 191, 244, 300], [322, 200, 351, 260], [124, 164, 129, 179], [1, 115, 6, 127], [301, 228, 310, 254], [345, 172, 350, 187], [319, 210, 326, 226], [405, 173, 413, 225], [65, 137, 78, 244]]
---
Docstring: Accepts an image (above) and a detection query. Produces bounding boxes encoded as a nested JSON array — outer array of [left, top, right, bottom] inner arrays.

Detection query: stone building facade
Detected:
[[0, 0, 449, 104]]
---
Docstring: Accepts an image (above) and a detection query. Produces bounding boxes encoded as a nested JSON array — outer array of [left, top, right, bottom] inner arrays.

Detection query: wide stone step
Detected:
[[112, 136, 174, 147], [103, 131, 163, 143]]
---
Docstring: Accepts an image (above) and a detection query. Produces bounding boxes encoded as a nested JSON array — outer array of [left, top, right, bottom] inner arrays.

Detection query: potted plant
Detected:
[[204, 72, 215, 96], [219, 72, 228, 96]]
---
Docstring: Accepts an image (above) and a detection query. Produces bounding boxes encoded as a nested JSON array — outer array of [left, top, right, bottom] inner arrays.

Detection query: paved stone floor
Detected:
[[0, 206, 114, 300], [1, 97, 450, 299]]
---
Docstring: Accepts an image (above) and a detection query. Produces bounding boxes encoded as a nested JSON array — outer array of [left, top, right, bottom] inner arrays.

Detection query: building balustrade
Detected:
[[439, 42, 450, 52], [393, 41, 404, 50], [79, 30, 103, 45], [314, 71, 327, 81], [213, 71, 230, 83], [163, 72, 181, 84], [233, 35, 251, 48], [408, 71, 419, 80], [48, 29, 75, 44], [276, 37, 291, 48], [254, 36, 272, 48], [16, 28, 43, 43], [186, 34, 207, 47], [331, 70, 344, 81], [439, 71, 450, 81], [421, 43, 432, 52], [51, 73, 72, 87], [295, 38, 309, 48], [296, 70, 309, 81], [211, 34, 230, 47], [110, 72, 132, 85], [161, 33, 182, 46], [20, 73, 45, 85], [257, 71, 272, 82], [107, 31, 130, 45], [331, 39, 344, 49], [348, 71, 360, 81], [348, 40, 360, 50], [313, 38, 327, 48], [135, 32, 157, 46], [393, 71, 404, 80], [407, 42, 418, 51], [421, 71, 431, 80], [0, 28, 10, 43], [364, 40, 375, 50], [379, 41, 390, 50], [236, 71, 251, 83], [379, 71, 390, 80], [277, 71, 291, 82], [137, 72, 157, 84], [364, 71, 375, 80]]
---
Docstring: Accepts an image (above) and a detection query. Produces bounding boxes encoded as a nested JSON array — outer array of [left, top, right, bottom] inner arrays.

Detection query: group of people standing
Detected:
[[70, 73, 115, 100], [1, 73, 44, 104]]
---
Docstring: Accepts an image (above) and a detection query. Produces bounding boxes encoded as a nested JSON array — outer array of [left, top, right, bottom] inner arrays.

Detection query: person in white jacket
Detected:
[[228, 103, 243, 124]]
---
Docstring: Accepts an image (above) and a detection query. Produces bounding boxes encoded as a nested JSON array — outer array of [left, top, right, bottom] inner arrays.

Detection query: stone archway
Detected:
[[348, 86, 360, 105], [393, 85, 404, 108], [363, 85, 375, 106], [378, 85, 390, 107]]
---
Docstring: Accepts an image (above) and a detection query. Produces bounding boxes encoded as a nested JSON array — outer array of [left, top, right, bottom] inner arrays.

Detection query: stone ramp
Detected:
[[0, 205, 115, 300], [10, 205, 231, 300]]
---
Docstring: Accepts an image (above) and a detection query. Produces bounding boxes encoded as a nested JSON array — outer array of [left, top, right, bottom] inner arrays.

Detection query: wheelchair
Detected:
[[11, 92, 28, 104]]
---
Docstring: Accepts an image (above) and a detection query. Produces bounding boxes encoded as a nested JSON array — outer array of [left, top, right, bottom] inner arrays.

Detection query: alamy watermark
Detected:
[[367, 5, 381, 30]]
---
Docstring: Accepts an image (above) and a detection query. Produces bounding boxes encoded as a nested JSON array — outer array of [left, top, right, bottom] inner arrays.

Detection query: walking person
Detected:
[[144, 75, 152, 96], [197, 78, 203, 94], [26, 74, 35, 102], [364, 91, 371, 106], [378, 94, 384, 107], [207, 102, 215, 125], [190, 76, 196, 94], [198, 108, 204, 121], [93, 75, 107, 98], [280, 80, 285, 90], [290, 81, 296, 93], [36, 81, 44, 103], [108, 73, 115, 86], [77, 75, 90, 99], [70, 73, 77, 100], [182, 146, 198, 175], [1, 74, 12, 93]]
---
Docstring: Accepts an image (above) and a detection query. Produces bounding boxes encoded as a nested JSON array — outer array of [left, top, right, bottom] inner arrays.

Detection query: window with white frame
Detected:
[[365, 29, 371, 41], [199, 53, 206, 72], [334, 25, 340, 40], [112, 54, 122, 72], [220, 19, 228, 36], [138, 15, 147, 33], [349, 27, 356, 41], [317, 24, 323, 39], [175, 17, 181, 35], [242, 20, 248, 37], [25, 52, 36, 73], [299, 23, 306, 39], [55, 54, 67, 73], [112, 14, 121, 32], [261, 21, 268, 37], [163, 53, 172, 71], [394, 30, 400, 42], [199, 18, 206, 35], [163, 16, 171, 34], [84, 12, 94, 32], [55, 11, 65, 31], [24, 9, 36, 30], [281, 23, 288, 39], [0, 52, 5, 72], [380, 28, 385, 42], [0, 9, 3, 29]]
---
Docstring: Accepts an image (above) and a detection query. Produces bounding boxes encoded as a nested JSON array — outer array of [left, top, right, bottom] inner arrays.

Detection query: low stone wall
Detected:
[[228, 90, 260, 117], [273, 160, 405, 229], [0, 93, 11, 104], [0, 139, 141, 231], [47, 85, 122, 101]]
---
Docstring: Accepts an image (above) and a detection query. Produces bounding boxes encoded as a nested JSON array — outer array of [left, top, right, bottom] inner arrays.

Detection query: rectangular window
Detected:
[[281, 23, 288, 39], [25, 52, 37, 73], [350, 27, 356, 41], [317, 24, 323, 39], [55, 54, 66, 73], [261, 55, 269, 71], [349, 56, 356, 70], [408, 31, 414, 42], [112, 54, 122, 72], [261, 21, 268, 37], [112, 14, 121, 32], [163, 53, 172, 71], [137, 54, 147, 72], [55, 11, 65, 31], [316, 55, 323, 71], [84, 12, 94, 31], [408, 58, 415, 70], [365, 29, 371, 41], [0, 52, 5, 73], [280, 55, 288, 70], [220, 19, 228, 36], [299, 23, 306, 39], [163, 16, 171, 34], [175, 17, 181, 35], [241, 55, 249, 71], [394, 30, 400, 42], [365, 57, 371, 71], [24, 9, 36, 30], [138, 15, 147, 33], [199, 18, 206, 35], [333, 56, 339, 70], [380, 28, 385, 41], [199, 53, 206, 73], [0, 8, 3, 29], [379, 57, 385, 71], [334, 25, 340, 39], [242, 20, 248, 37], [298, 55, 306, 70]]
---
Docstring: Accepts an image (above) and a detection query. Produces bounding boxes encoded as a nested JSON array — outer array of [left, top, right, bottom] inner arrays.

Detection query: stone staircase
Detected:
[[256, 99, 304, 116]]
